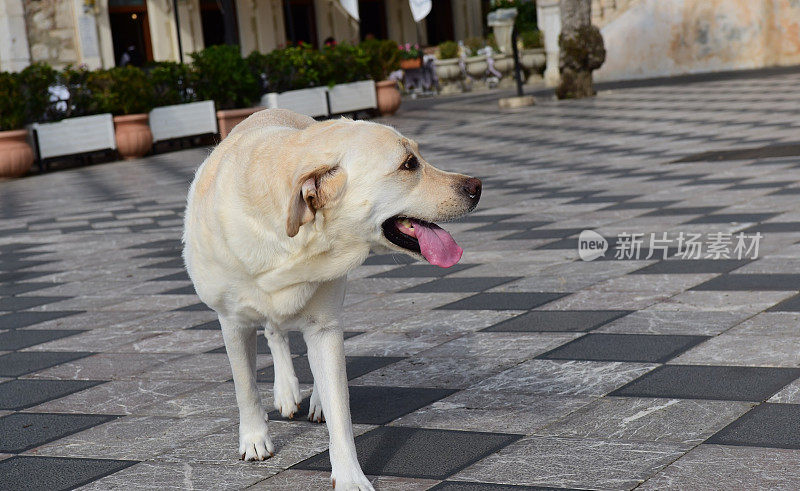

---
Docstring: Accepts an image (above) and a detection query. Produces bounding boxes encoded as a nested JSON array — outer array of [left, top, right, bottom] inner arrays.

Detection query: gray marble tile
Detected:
[[639, 444, 800, 490], [416, 332, 580, 361], [78, 461, 274, 490], [22, 353, 184, 380], [670, 334, 800, 367], [29, 415, 234, 460], [537, 396, 754, 444], [539, 291, 671, 311], [392, 390, 594, 434], [451, 436, 689, 490], [27, 379, 212, 415], [352, 355, 520, 389], [725, 311, 800, 336], [596, 310, 748, 335], [646, 291, 796, 313], [249, 469, 438, 490], [467, 359, 659, 396]]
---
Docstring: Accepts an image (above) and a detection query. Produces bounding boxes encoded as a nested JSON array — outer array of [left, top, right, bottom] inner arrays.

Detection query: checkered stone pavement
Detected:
[[5, 70, 800, 489]]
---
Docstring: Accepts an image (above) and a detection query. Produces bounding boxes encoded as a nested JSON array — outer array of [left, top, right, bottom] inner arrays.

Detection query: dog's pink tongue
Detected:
[[410, 220, 463, 268]]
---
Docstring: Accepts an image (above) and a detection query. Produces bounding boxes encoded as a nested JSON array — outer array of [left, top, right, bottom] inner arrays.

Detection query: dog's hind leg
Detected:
[[220, 317, 274, 461], [265, 325, 302, 418]]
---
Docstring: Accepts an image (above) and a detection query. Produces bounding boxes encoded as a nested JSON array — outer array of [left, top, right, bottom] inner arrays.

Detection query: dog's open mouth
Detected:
[[381, 217, 463, 268]]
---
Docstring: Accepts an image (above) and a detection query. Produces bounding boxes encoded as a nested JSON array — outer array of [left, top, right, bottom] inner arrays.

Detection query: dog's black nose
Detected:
[[462, 177, 482, 205]]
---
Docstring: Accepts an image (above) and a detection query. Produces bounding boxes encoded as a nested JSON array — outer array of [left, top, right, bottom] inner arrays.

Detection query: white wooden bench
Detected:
[[327, 80, 377, 114], [31, 114, 116, 164], [149, 100, 218, 143]]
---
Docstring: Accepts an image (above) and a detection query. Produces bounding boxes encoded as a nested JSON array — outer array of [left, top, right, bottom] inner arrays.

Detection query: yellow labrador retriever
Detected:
[[183, 109, 481, 490]]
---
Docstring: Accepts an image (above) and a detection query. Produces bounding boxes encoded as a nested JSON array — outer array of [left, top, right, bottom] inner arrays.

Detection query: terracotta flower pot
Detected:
[[0, 129, 34, 178], [216, 107, 264, 140], [400, 58, 422, 70], [113, 114, 152, 160], [375, 80, 402, 116]]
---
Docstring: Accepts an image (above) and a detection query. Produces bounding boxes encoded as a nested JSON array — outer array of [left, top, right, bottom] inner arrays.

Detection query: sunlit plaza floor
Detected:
[[4, 70, 800, 489]]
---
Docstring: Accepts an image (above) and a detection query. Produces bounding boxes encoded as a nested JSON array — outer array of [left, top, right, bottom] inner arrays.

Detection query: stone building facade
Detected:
[[0, 0, 485, 71]]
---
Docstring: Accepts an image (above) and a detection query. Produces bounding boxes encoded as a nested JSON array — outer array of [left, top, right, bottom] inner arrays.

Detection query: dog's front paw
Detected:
[[332, 473, 375, 491], [273, 375, 302, 419], [239, 421, 275, 461], [308, 388, 324, 423]]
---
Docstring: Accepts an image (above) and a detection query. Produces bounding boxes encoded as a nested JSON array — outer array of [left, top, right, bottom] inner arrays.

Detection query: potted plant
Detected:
[[361, 39, 402, 116], [88, 66, 155, 159], [398, 43, 422, 70], [0, 63, 59, 177], [0, 71, 33, 178], [192, 45, 261, 139]]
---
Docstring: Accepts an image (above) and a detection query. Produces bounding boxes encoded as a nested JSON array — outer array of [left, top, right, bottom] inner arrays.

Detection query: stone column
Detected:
[[536, 0, 561, 87], [0, 0, 31, 71]]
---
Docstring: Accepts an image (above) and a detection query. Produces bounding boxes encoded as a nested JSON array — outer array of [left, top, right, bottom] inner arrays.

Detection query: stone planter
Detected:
[[435, 58, 462, 94], [465, 56, 488, 78], [113, 114, 152, 160], [375, 80, 402, 116], [521, 48, 547, 71], [216, 107, 264, 140], [488, 8, 518, 54], [0, 129, 34, 178]]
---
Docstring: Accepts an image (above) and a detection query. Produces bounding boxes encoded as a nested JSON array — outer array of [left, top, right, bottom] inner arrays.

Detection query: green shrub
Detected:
[[319, 43, 370, 86], [18, 63, 58, 123], [148, 62, 196, 107], [519, 30, 543, 49], [57, 65, 95, 118], [0, 72, 25, 130], [263, 45, 324, 93], [87, 66, 155, 115], [191, 45, 259, 109], [438, 41, 459, 59], [246, 51, 271, 94], [360, 39, 400, 81], [464, 37, 484, 56]]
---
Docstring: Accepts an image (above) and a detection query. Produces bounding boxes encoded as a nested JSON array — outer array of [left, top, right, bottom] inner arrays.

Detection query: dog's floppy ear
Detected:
[[286, 165, 346, 237]]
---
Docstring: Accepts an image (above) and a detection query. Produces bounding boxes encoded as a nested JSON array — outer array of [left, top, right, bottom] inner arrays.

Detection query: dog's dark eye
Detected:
[[402, 156, 419, 171]]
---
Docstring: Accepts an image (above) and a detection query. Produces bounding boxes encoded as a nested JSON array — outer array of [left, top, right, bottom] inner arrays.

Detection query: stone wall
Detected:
[[595, 0, 800, 82], [24, 0, 79, 69]]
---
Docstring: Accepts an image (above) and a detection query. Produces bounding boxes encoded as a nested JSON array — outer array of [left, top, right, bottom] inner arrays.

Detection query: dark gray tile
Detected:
[[634, 260, 750, 274], [436, 293, 566, 310], [0, 413, 117, 453], [611, 365, 800, 401], [141, 258, 184, 269], [0, 330, 85, 351], [188, 319, 220, 330], [499, 229, 583, 241], [769, 294, 800, 312], [642, 206, 723, 216], [151, 271, 191, 282], [430, 482, 561, 491], [0, 282, 60, 296], [294, 426, 522, 479], [0, 297, 71, 312], [270, 386, 457, 425], [256, 356, 404, 384], [538, 334, 708, 363], [742, 222, 800, 233], [0, 271, 58, 283], [468, 222, 550, 232], [567, 195, 637, 204], [483, 311, 632, 333], [400, 277, 520, 293], [726, 181, 795, 190], [706, 403, 800, 449], [173, 303, 212, 312], [160, 285, 196, 295], [362, 254, 416, 266], [370, 264, 478, 278], [0, 379, 103, 410], [0, 456, 136, 491], [684, 213, 778, 224], [0, 311, 84, 329], [127, 239, 181, 250], [0, 351, 94, 377], [451, 214, 521, 223], [691, 274, 800, 291], [602, 201, 678, 210]]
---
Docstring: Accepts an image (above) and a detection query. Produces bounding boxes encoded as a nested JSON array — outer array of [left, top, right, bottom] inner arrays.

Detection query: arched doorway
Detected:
[[200, 0, 239, 47], [108, 0, 152, 66]]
